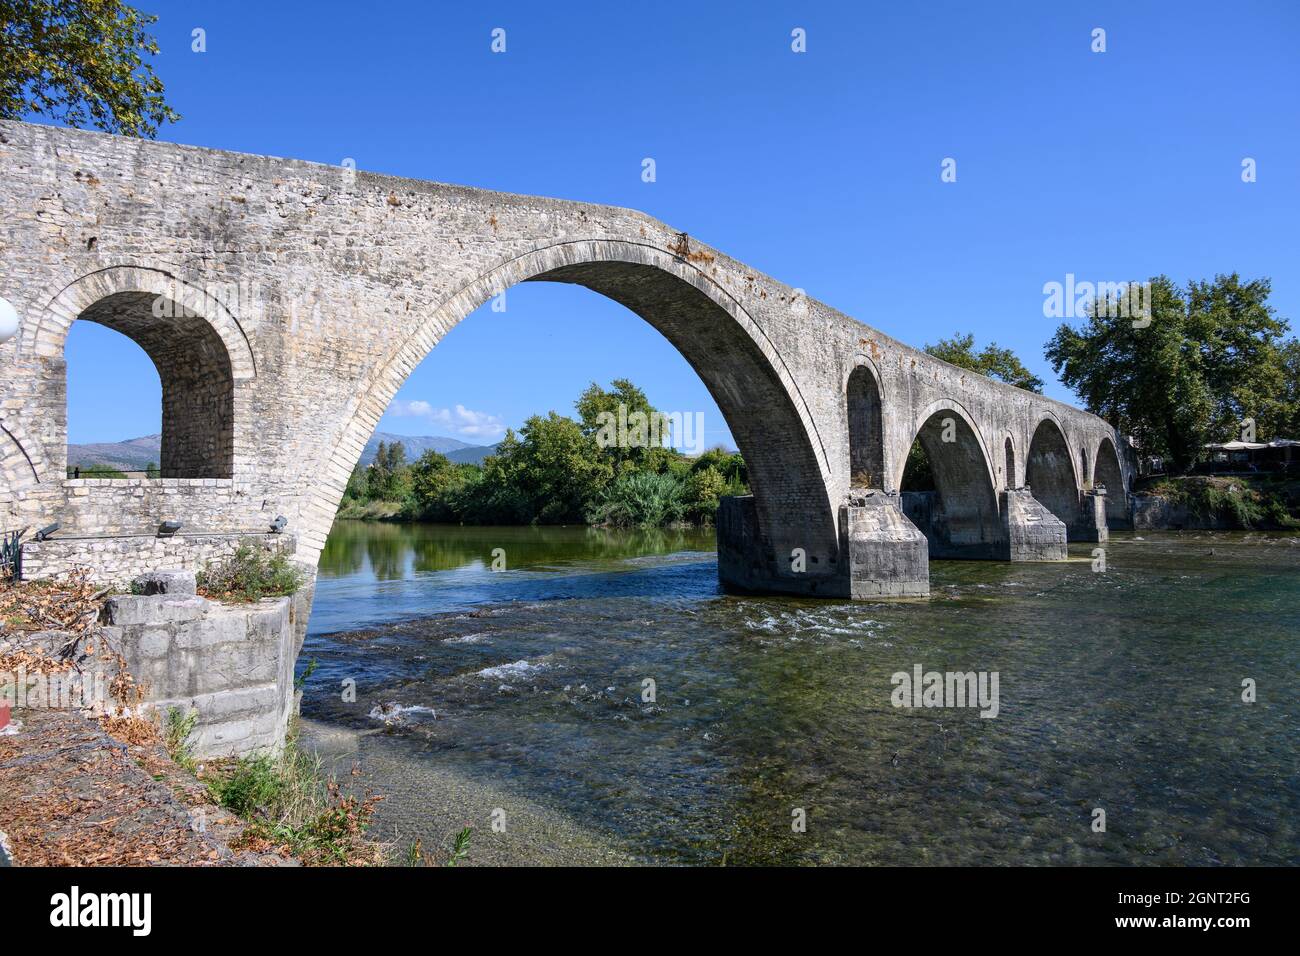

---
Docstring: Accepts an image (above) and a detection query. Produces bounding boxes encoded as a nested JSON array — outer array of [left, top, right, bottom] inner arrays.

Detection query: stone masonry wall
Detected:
[[0, 118, 1128, 597], [2, 571, 314, 759], [21, 531, 295, 586]]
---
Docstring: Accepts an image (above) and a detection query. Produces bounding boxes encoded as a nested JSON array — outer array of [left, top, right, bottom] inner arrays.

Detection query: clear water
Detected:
[[299, 521, 1300, 865]]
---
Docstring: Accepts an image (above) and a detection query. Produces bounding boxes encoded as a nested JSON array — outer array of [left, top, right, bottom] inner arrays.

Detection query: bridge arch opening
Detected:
[[66, 322, 161, 476], [899, 408, 1000, 558], [1094, 437, 1128, 526], [1004, 436, 1016, 488], [67, 291, 235, 478], [311, 242, 838, 591], [846, 364, 884, 488], [1026, 419, 1079, 531]]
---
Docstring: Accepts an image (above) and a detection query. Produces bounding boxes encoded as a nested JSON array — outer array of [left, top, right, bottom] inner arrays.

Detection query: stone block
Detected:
[[838, 495, 929, 598], [135, 569, 196, 596], [103, 594, 209, 627]]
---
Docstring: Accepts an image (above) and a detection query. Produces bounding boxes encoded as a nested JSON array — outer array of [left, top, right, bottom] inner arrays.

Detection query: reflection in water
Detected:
[[311, 521, 717, 634], [302, 523, 1300, 865], [321, 520, 714, 579]]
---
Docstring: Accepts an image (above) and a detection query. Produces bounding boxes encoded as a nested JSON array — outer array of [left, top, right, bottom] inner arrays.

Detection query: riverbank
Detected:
[[300, 718, 642, 865], [1132, 474, 1300, 530], [334, 497, 717, 531], [0, 708, 287, 866]]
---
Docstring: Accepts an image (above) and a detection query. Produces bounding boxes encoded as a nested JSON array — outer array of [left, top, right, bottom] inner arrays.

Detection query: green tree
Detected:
[[407, 451, 480, 520], [1, 0, 180, 136], [408, 450, 456, 512], [1280, 339, 1300, 438], [343, 462, 369, 501], [925, 333, 1044, 392], [576, 378, 676, 473], [479, 414, 613, 524], [365, 440, 409, 502], [690, 447, 748, 488], [682, 465, 727, 523], [1045, 273, 1292, 471]]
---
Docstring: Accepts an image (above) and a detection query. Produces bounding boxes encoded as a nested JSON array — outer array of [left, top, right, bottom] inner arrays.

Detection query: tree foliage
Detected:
[[364, 440, 410, 502], [1, 0, 180, 136], [340, 381, 751, 528], [1045, 274, 1294, 470], [924, 333, 1044, 393], [575, 378, 676, 474], [479, 413, 614, 523]]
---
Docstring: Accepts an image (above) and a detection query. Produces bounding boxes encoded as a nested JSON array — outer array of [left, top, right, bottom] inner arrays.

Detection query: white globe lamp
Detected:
[[0, 297, 18, 345]]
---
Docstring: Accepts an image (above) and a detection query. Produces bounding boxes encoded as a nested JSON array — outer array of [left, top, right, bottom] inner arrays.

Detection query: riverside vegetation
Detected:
[[339, 380, 748, 528]]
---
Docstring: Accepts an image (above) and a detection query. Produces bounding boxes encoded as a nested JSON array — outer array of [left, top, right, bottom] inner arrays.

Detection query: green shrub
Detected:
[[163, 707, 199, 773], [683, 465, 727, 524], [589, 471, 686, 528], [206, 729, 381, 865], [1143, 475, 1300, 529], [209, 753, 282, 816], [197, 541, 304, 602]]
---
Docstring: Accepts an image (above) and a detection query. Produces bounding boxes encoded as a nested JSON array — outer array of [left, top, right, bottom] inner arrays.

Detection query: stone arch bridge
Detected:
[[0, 120, 1131, 601]]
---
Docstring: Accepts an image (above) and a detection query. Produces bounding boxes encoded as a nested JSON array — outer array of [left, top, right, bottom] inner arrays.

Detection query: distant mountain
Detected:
[[361, 432, 469, 464], [445, 442, 499, 465], [360, 432, 498, 466], [67, 434, 161, 471], [68, 431, 499, 472]]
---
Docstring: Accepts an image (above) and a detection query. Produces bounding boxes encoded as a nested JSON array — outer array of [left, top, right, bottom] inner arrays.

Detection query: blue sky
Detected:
[[63, 0, 1300, 447]]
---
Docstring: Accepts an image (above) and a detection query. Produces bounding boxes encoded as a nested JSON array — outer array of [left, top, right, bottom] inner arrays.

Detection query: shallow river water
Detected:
[[298, 520, 1299, 866]]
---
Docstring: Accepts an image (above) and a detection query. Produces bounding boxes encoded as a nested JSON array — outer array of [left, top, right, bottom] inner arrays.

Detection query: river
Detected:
[[297, 520, 1300, 866]]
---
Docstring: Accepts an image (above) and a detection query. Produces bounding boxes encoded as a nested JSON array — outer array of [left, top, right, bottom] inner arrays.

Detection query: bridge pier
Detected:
[[1000, 490, 1068, 561], [837, 493, 929, 598], [717, 494, 929, 599], [1069, 490, 1110, 543]]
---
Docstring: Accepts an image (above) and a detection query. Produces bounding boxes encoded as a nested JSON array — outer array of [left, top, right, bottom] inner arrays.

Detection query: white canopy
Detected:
[[1204, 441, 1268, 451]]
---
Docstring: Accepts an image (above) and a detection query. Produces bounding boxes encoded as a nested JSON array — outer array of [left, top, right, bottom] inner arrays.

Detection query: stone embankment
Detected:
[[3, 568, 311, 759]]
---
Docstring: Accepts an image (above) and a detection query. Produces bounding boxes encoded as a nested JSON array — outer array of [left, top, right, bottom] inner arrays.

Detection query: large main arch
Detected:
[[299, 240, 840, 588]]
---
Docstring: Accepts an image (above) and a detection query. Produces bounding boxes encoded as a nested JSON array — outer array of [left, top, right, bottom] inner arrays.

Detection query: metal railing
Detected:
[[1, 528, 24, 581]]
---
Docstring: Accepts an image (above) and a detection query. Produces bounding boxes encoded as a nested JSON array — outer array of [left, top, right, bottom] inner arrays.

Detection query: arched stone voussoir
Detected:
[[300, 238, 839, 570], [896, 397, 999, 494], [24, 265, 257, 381]]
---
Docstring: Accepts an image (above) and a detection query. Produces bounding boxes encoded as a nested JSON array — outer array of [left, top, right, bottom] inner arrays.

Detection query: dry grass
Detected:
[[0, 570, 141, 711]]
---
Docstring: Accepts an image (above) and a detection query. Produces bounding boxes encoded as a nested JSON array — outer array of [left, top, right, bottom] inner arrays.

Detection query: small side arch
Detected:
[[28, 266, 256, 479], [845, 355, 885, 489], [25, 265, 256, 380], [1027, 415, 1081, 528], [1093, 436, 1129, 526]]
